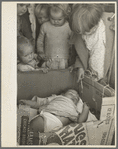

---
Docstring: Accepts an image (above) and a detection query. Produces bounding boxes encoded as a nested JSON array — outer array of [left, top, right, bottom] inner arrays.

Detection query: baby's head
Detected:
[[64, 89, 80, 105], [35, 4, 49, 25], [49, 4, 71, 27], [17, 4, 29, 16], [17, 36, 35, 64], [69, 4, 104, 35]]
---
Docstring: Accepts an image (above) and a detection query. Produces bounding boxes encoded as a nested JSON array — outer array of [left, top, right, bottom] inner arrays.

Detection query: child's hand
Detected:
[[19, 99, 39, 109], [77, 67, 85, 83], [83, 102, 90, 110], [19, 100, 29, 105], [88, 67, 98, 78], [42, 68, 49, 73], [34, 68, 49, 73], [68, 65, 74, 72], [38, 53, 46, 60]]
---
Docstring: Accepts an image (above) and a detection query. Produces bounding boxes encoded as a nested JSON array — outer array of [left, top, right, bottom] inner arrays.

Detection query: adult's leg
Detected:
[[30, 115, 44, 133]]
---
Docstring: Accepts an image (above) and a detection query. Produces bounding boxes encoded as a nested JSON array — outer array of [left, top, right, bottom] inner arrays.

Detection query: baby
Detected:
[[17, 36, 47, 72], [19, 89, 89, 133], [37, 4, 72, 69]]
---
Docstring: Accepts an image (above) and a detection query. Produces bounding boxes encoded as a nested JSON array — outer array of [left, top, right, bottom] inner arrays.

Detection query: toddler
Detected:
[[19, 89, 89, 133], [35, 4, 49, 25], [69, 4, 105, 81], [17, 36, 47, 72], [37, 4, 72, 69], [34, 4, 49, 47]]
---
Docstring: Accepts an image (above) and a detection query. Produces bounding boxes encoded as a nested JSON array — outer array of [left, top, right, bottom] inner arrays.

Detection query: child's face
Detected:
[[50, 9, 65, 27], [84, 24, 98, 35], [37, 8, 49, 25], [19, 45, 35, 64], [17, 4, 28, 16], [64, 91, 79, 105]]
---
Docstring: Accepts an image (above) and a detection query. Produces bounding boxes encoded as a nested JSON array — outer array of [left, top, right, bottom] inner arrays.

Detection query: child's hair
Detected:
[[35, 4, 49, 18], [49, 4, 71, 18], [17, 36, 33, 57], [65, 89, 80, 102], [69, 4, 104, 34], [17, 3, 30, 7]]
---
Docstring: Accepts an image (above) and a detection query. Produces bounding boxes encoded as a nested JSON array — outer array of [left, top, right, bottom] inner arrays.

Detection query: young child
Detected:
[[69, 4, 106, 81], [19, 89, 89, 133], [17, 36, 48, 72], [35, 4, 49, 25], [34, 4, 50, 48], [37, 4, 72, 69], [17, 4, 35, 46]]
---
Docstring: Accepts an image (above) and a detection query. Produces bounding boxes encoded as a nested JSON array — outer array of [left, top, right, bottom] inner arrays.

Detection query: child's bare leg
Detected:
[[30, 115, 44, 133]]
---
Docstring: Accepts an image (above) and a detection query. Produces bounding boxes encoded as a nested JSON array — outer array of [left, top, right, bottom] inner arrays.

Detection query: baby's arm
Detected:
[[77, 102, 89, 123], [17, 63, 35, 71], [19, 95, 57, 109], [19, 100, 40, 109], [37, 24, 45, 59]]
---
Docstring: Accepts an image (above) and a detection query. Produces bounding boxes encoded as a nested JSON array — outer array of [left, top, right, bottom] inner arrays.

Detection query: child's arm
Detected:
[[35, 67, 48, 73], [19, 95, 57, 109], [37, 24, 45, 59], [19, 100, 40, 109], [17, 63, 35, 71], [77, 102, 89, 123]]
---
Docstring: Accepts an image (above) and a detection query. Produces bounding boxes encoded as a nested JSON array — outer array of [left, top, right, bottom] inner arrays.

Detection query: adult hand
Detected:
[[77, 67, 85, 83]]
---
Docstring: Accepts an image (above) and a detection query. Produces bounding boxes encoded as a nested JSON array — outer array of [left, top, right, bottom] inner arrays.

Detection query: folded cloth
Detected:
[[40, 111, 63, 132], [76, 98, 97, 122]]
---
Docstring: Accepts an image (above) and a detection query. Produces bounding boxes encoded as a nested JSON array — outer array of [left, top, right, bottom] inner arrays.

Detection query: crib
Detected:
[[17, 69, 115, 146]]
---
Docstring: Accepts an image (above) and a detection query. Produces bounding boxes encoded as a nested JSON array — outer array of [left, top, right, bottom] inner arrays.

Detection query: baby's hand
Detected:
[[19, 100, 29, 105], [83, 102, 90, 110], [38, 53, 46, 60], [19, 100, 38, 109], [42, 68, 49, 73]]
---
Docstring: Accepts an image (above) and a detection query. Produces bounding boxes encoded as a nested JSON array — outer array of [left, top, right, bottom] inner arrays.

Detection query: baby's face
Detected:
[[19, 45, 35, 64], [17, 4, 29, 16], [64, 92, 79, 105], [37, 8, 49, 25], [50, 9, 65, 27]]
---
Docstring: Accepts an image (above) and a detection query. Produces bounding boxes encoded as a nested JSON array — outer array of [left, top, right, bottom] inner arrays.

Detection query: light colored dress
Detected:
[[82, 19, 106, 80], [37, 21, 72, 69]]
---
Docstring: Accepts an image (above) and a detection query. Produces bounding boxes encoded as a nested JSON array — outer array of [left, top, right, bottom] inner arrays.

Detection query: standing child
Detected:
[[34, 4, 49, 49], [17, 36, 48, 72], [37, 4, 72, 69], [69, 4, 107, 81]]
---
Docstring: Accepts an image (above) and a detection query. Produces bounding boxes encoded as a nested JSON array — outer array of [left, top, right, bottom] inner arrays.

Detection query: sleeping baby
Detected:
[[19, 89, 90, 133]]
